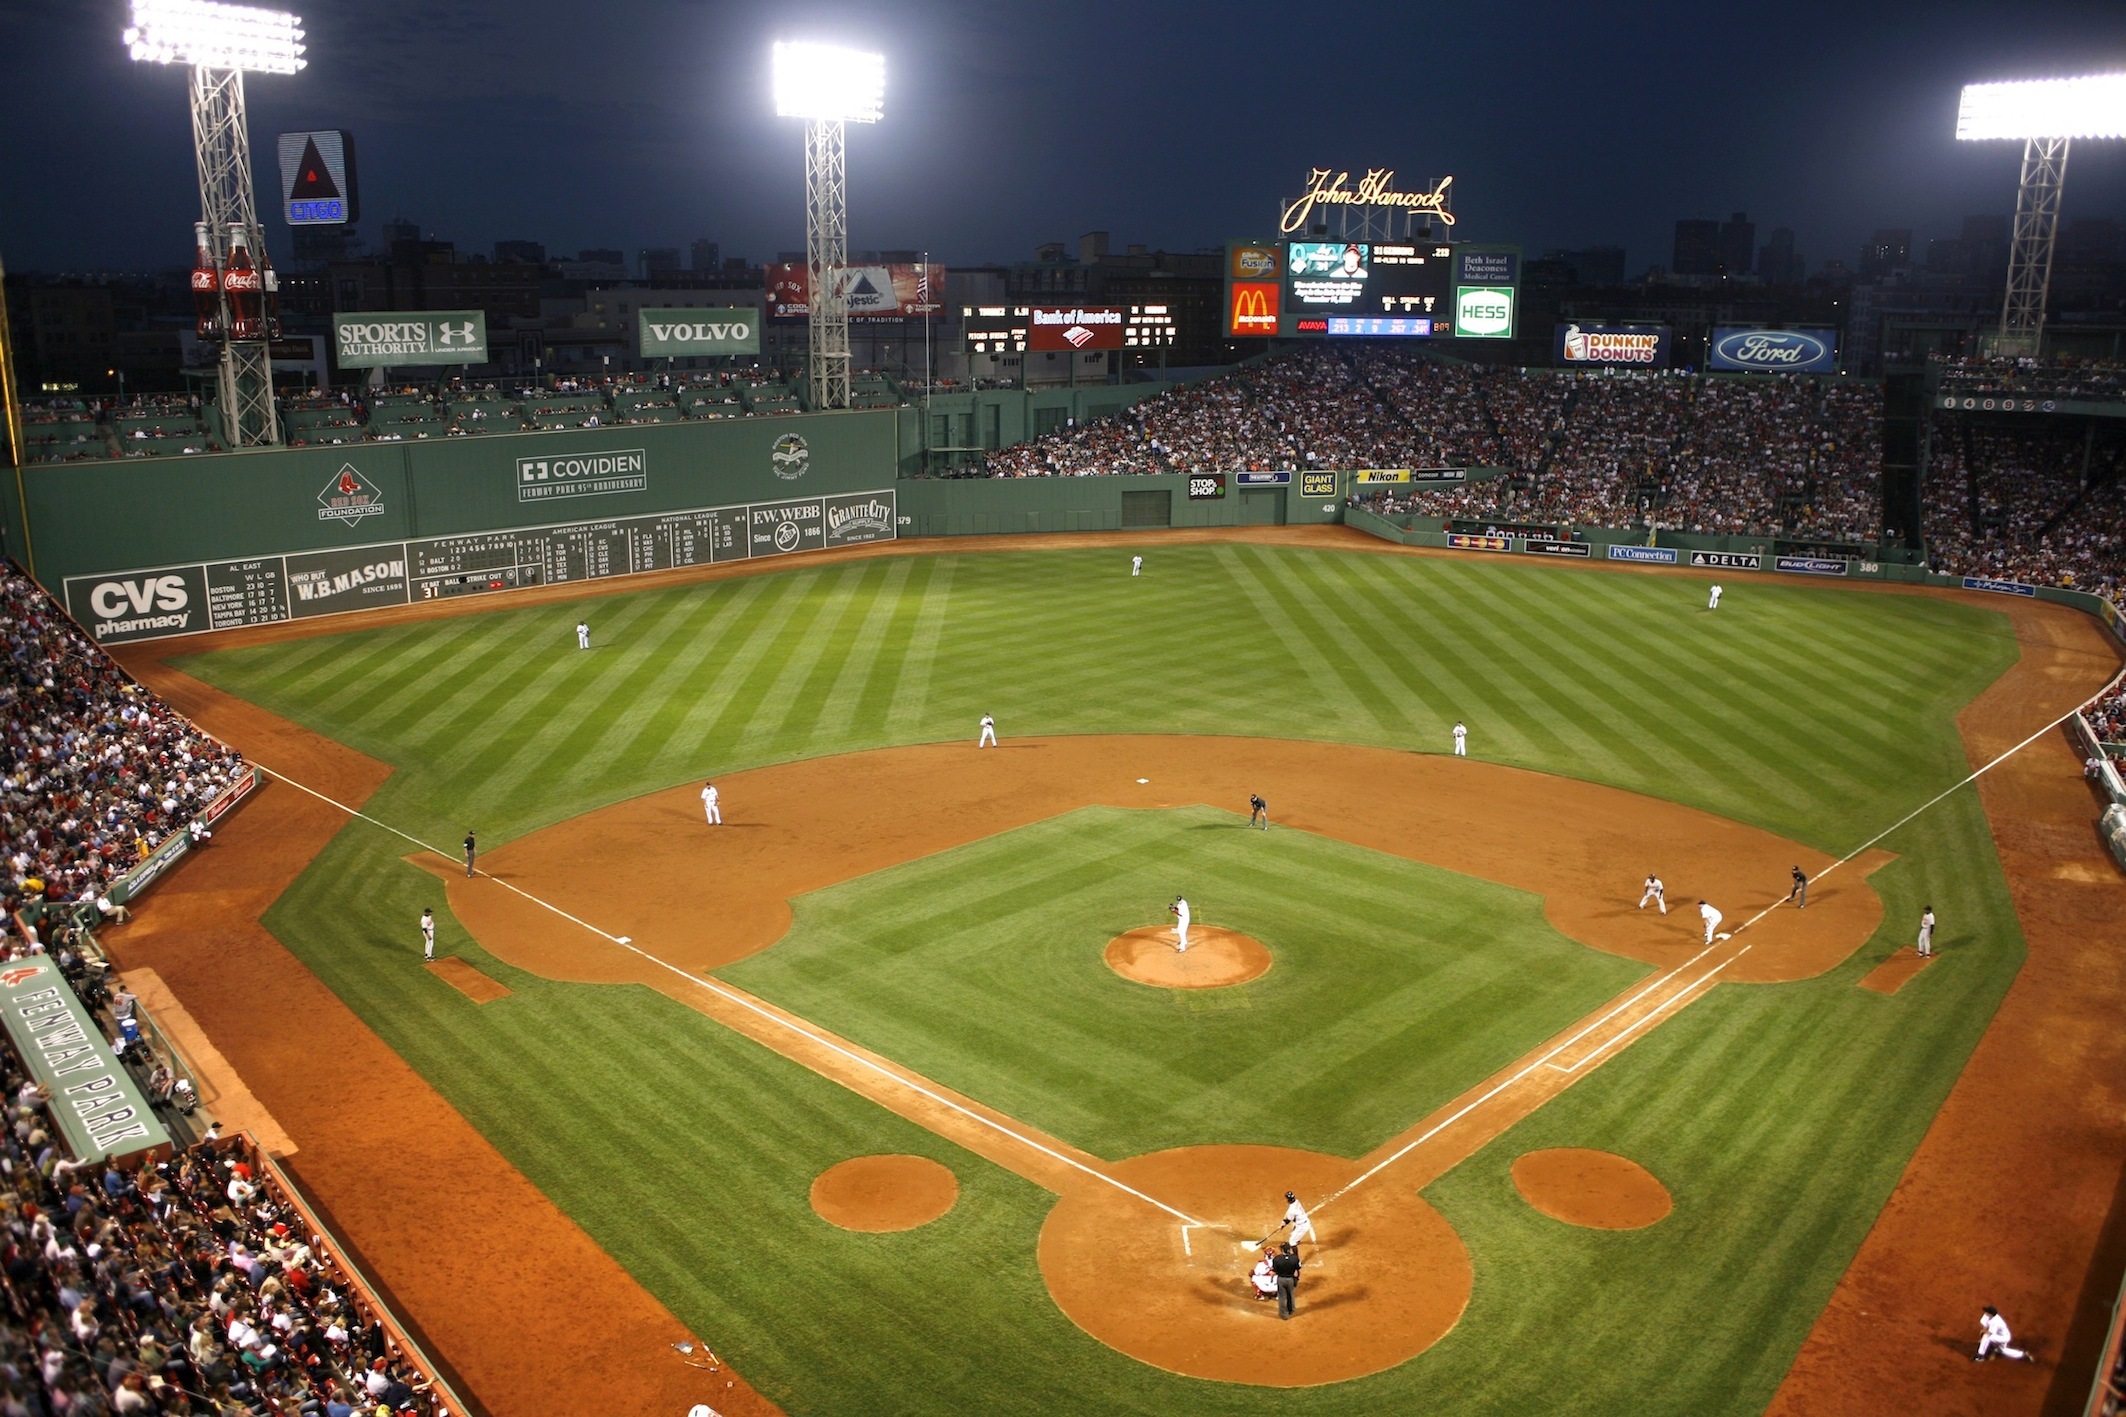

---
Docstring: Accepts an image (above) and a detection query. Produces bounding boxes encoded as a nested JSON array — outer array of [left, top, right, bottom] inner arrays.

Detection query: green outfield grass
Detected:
[[185, 542, 2030, 1414], [720, 804, 1647, 1161]]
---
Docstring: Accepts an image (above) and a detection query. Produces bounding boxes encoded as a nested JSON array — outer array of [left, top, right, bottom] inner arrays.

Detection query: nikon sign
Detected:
[[333, 311, 488, 367], [637, 308, 760, 358]]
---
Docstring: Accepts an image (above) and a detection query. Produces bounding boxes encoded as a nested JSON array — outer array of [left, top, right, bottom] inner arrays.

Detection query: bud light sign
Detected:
[[1708, 327, 1838, 373]]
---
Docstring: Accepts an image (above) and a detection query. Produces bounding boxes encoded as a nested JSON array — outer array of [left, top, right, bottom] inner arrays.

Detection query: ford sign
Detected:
[[1708, 327, 1838, 374]]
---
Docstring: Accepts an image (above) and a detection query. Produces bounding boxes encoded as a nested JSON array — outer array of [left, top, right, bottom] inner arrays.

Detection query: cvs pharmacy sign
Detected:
[[64, 565, 208, 644]]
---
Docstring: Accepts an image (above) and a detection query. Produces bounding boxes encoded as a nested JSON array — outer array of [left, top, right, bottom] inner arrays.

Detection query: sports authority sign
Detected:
[[636, 308, 760, 358], [333, 311, 487, 367], [0, 964, 169, 1163], [517, 449, 648, 503], [1027, 307, 1125, 352]]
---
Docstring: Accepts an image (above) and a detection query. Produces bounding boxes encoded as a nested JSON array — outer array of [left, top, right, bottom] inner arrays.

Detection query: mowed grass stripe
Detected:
[[815, 558, 916, 732], [882, 554, 956, 738], [1264, 549, 1428, 736], [1214, 546, 1382, 732], [733, 562, 876, 755]]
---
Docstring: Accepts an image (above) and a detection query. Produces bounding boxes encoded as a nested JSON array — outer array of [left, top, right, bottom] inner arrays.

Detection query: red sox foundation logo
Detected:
[[0, 965, 47, 988]]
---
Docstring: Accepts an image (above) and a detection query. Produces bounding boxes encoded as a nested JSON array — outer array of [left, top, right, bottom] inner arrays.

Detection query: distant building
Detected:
[[493, 239, 546, 264], [1546, 246, 1626, 286], [1672, 220, 1720, 276], [1860, 229, 1912, 279], [1758, 227, 1803, 285], [1718, 212, 1755, 275], [578, 248, 623, 266], [639, 248, 682, 278], [690, 239, 720, 272]]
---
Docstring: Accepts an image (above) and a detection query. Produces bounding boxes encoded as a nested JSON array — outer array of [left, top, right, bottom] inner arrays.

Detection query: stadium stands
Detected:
[[1922, 415, 2126, 615], [1937, 355, 2126, 402]]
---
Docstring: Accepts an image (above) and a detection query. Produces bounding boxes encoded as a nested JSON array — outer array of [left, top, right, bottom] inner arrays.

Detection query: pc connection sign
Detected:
[[518, 448, 648, 503], [1027, 306, 1125, 352]]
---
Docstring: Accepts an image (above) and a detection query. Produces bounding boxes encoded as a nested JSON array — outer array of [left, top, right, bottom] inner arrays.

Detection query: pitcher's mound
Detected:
[[810, 1155, 958, 1233], [1104, 926, 1271, 989], [1512, 1148, 1672, 1229]]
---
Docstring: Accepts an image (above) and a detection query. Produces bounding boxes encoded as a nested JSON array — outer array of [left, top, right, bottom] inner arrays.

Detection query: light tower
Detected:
[[773, 41, 885, 412], [1956, 73, 2126, 357], [125, 0, 306, 446]]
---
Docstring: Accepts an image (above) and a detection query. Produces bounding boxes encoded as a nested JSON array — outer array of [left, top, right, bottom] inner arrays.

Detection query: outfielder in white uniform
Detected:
[[576, 620, 591, 649], [978, 714, 998, 748], [1282, 1191, 1316, 1248], [1639, 874, 1666, 913], [1170, 895, 1191, 953], [1452, 721, 1467, 757], [1917, 906, 1935, 958], [1708, 584, 1722, 610], [1699, 900, 1724, 944], [1975, 1306, 2030, 1361], [1131, 555, 1142, 577], [700, 781, 721, 825], [420, 907, 435, 961]]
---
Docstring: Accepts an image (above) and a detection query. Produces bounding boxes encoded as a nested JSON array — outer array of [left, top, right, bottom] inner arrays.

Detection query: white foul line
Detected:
[[250, 763, 1208, 1230]]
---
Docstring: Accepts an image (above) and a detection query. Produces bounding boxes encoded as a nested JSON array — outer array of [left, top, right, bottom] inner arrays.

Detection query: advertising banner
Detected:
[[1608, 544, 1679, 564], [1961, 575, 2037, 597], [1228, 282, 1279, 337], [1229, 245, 1281, 282], [1235, 471, 1293, 485], [637, 309, 760, 358], [1411, 468, 1468, 483], [284, 545, 411, 618], [0, 962, 169, 1163], [1301, 471, 1338, 498], [1456, 249, 1519, 286], [62, 565, 211, 643], [276, 129, 357, 225], [333, 311, 487, 367], [1446, 533, 1510, 551], [1775, 555, 1848, 577], [1524, 537, 1591, 557], [1454, 287, 1515, 339], [1556, 322, 1670, 368], [1708, 327, 1839, 374], [749, 500, 826, 557], [1187, 474, 1228, 500], [1027, 306, 1126, 352], [766, 263, 945, 320], [823, 492, 896, 547], [1689, 551, 1764, 570], [1352, 469, 1411, 484], [516, 448, 649, 504]]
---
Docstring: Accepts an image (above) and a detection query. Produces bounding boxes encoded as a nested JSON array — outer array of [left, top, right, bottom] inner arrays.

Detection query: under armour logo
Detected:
[[436, 322, 476, 346]]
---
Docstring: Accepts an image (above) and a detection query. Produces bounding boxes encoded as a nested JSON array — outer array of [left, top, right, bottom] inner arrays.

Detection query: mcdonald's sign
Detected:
[[1229, 282, 1279, 337]]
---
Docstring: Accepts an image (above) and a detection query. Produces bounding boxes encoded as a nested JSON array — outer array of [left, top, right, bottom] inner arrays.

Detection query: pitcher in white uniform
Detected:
[[1170, 895, 1192, 953]]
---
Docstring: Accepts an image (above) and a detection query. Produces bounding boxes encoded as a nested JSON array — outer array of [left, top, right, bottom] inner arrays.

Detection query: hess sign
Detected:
[[277, 130, 358, 226]]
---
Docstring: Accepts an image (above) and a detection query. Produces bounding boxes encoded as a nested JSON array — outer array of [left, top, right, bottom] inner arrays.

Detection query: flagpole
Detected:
[[923, 250, 932, 412]]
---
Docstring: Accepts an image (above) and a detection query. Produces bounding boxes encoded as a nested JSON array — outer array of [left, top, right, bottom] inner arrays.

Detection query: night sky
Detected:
[[2, 0, 2124, 277]]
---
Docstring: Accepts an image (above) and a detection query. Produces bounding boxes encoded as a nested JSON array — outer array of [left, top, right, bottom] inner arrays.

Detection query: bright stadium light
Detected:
[[772, 41, 884, 123], [1956, 73, 2126, 141], [124, 0, 306, 74], [1955, 73, 2126, 356]]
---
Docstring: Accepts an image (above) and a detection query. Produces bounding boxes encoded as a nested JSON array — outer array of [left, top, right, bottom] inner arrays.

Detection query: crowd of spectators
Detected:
[[1921, 418, 2126, 616], [2087, 678, 2126, 747], [0, 1056, 444, 1416], [0, 566, 247, 930], [1936, 354, 2126, 402]]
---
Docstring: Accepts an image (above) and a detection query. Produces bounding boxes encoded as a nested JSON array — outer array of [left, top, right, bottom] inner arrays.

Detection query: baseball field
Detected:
[[104, 527, 2126, 1416]]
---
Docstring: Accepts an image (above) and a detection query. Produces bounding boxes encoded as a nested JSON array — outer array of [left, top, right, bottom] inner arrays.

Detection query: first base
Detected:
[[1717, 932, 1733, 940]]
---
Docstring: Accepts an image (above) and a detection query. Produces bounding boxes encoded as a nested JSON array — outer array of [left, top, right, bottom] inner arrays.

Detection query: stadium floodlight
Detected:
[[124, 0, 306, 74], [772, 42, 885, 124], [774, 42, 885, 412], [125, 0, 297, 448], [1956, 74, 2126, 141], [1954, 73, 2126, 356]]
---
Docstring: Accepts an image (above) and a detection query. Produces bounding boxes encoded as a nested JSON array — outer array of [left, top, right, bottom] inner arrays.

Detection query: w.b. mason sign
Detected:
[[637, 309, 760, 357]]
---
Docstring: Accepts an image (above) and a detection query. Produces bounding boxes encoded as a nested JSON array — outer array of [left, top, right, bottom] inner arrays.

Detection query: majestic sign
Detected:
[[1708, 327, 1838, 374], [333, 311, 487, 367], [1279, 169, 1455, 235], [276, 129, 358, 225], [1027, 306, 1125, 353], [1689, 550, 1763, 570], [1607, 544, 1679, 564], [766, 263, 945, 321], [0, 965, 168, 1163], [771, 433, 810, 480], [1455, 286, 1515, 339], [317, 463, 385, 527], [1228, 282, 1279, 337], [1556, 322, 1670, 368], [517, 449, 648, 503], [637, 309, 759, 358], [1961, 575, 2037, 597]]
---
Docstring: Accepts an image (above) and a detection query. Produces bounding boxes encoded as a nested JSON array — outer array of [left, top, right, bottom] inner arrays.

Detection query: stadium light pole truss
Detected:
[[1956, 74, 2126, 358], [126, 0, 305, 448], [774, 41, 884, 412]]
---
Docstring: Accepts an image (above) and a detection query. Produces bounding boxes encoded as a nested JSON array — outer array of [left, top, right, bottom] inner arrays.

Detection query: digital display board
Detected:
[[963, 306, 1026, 354], [1282, 242, 1454, 336], [1027, 306, 1125, 352], [276, 130, 358, 226], [63, 490, 896, 644]]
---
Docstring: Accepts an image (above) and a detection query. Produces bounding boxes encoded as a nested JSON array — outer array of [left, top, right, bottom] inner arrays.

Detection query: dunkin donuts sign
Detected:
[[1554, 322, 1671, 368]]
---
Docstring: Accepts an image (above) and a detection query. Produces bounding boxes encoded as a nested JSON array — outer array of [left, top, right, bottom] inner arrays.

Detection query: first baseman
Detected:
[[1639, 874, 1666, 913], [1282, 1190, 1316, 1249], [979, 713, 998, 748], [1249, 793, 1269, 831], [1699, 899, 1724, 944], [420, 907, 435, 961], [1452, 721, 1467, 757], [700, 781, 721, 825], [1708, 584, 1723, 610], [1170, 894, 1192, 953], [1917, 906, 1935, 958], [576, 620, 590, 650]]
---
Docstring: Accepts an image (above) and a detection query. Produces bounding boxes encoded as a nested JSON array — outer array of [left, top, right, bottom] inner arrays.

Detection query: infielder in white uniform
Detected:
[[1974, 1306, 2031, 1361], [1282, 1191, 1316, 1248], [420, 907, 435, 961], [1170, 895, 1191, 953], [978, 714, 998, 748], [700, 781, 721, 825], [1131, 555, 1142, 577], [1639, 874, 1666, 913], [576, 620, 590, 649], [1708, 584, 1723, 610], [1699, 899, 1724, 944], [1917, 905, 1935, 958], [1452, 721, 1467, 756]]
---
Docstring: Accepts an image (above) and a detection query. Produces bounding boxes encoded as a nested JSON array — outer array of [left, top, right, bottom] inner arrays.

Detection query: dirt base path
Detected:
[[1769, 594, 2126, 1417], [109, 656, 781, 1417]]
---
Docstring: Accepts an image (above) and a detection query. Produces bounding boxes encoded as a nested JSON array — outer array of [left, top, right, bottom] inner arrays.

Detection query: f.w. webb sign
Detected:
[[637, 308, 759, 358]]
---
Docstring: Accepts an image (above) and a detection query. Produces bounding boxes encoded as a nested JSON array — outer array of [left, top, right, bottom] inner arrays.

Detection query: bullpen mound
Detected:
[[1103, 926, 1271, 989], [810, 1155, 959, 1233], [1512, 1148, 1672, 1229]]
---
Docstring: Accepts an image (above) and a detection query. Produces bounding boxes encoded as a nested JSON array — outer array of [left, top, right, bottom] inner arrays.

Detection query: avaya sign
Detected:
[[333, 310, 488, 367], [1026, 306, 1125, 352], [636, 308, 760, 357]]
